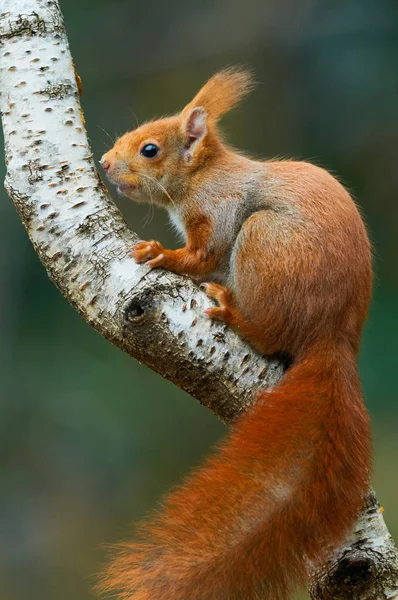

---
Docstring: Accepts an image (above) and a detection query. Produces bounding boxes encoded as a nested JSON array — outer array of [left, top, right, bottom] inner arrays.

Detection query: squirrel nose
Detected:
[[100, 155, 110, 171]]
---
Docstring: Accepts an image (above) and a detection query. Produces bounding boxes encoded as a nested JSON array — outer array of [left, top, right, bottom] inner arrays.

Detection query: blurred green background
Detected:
[[1, 0, 398, 599]]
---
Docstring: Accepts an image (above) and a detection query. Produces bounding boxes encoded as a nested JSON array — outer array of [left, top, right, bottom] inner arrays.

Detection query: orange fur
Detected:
[[182, 67, 254, 122], [133, 214, 218, 274], [99, 68, 373, 599]]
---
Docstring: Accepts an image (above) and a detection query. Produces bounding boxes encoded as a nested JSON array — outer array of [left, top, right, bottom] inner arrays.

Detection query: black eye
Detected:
[[141, 143, 159, 158]]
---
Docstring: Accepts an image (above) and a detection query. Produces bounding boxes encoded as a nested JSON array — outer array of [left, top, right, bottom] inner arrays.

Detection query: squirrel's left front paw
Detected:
[[132, 240, 166, 268]]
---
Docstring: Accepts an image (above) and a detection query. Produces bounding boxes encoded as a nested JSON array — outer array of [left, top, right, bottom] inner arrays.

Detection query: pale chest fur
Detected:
[[168, 209, 187, 242]]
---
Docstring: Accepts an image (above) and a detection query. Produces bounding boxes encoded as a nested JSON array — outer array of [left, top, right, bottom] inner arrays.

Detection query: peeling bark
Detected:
[[0, 1, 397, 598], [309, 492, 398, 600]]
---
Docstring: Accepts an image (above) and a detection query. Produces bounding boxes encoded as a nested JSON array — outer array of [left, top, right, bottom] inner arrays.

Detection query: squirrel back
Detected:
[[99, 68, 372, 600]]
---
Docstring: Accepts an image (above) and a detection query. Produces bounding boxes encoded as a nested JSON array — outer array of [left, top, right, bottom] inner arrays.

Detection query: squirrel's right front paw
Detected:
[[132, 240, 166, 268]]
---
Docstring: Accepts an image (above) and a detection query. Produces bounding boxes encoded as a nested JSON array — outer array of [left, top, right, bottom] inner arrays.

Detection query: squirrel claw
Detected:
[[202, 282, 232, 304], [203, 282, 235, 324], [147, 253, 165, 268], [131, 240, 165, 265], [204, 306, 229, 321]]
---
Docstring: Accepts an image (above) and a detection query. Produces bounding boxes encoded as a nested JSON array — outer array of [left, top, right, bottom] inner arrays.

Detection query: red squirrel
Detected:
[[99, 68, 372, 600]]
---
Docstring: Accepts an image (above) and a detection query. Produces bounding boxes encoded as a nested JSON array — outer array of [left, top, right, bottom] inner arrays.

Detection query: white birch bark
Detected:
[[0, 1, 397, 598]]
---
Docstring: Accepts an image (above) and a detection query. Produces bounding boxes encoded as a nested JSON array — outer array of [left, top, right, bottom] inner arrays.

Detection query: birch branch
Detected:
[[1, 1, 397, 598]]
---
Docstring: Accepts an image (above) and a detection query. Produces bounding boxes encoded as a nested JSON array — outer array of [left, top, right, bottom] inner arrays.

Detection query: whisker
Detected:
[[143, 186, 155, 226], [138, 172, 177, 209], [128, 109, 141, 129], [97, 125, 116, 146]]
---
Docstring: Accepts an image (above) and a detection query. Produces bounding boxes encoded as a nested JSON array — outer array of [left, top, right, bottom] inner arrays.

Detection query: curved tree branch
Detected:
[[1, 1, 397, 598]]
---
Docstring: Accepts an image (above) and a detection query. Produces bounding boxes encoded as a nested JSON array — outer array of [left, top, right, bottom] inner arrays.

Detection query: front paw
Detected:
[[132, 240, 166, 268]]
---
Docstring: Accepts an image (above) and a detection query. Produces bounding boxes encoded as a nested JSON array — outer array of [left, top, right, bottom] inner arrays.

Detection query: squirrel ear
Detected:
[[181, 107, 207, 162]]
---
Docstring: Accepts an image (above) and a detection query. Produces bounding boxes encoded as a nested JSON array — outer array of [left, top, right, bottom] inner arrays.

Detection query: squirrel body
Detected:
[[100, 68, 372, 600]]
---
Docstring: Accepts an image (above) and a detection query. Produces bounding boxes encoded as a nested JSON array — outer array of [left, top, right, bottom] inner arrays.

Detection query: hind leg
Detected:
[[202, 282, 279, 355], [202, 282, 237, 323]]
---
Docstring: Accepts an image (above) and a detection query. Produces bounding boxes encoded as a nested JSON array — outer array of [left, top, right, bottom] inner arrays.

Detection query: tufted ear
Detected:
[[181, 106, 207, 162], [183, 67, 254, 122]]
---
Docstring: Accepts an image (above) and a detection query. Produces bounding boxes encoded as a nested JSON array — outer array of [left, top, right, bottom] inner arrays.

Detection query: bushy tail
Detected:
[[99, 342, 371, 600]]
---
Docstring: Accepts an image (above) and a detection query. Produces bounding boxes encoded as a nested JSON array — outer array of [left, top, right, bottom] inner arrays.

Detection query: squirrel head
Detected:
[[101, 67, 253, 206]]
